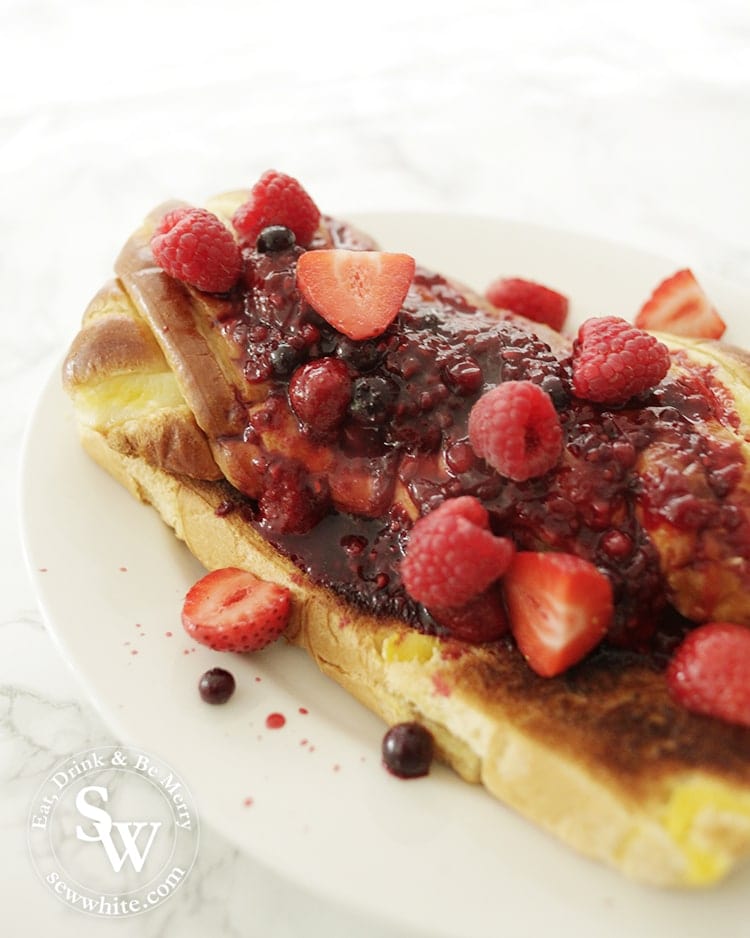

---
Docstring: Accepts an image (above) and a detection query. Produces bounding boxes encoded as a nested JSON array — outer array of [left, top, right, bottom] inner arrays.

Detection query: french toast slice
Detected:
[[62, 191, 750, 887]]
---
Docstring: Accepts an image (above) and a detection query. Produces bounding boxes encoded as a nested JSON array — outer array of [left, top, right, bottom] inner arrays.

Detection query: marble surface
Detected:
[[3, 0, 750, 934]]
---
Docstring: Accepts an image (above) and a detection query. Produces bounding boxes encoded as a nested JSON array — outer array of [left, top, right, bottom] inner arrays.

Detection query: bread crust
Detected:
[[63, 279, 223, 481], [76, 423, 750, 887]]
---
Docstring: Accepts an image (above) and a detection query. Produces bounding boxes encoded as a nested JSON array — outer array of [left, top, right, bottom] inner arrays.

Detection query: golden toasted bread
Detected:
[[62, 191, 750, 887]]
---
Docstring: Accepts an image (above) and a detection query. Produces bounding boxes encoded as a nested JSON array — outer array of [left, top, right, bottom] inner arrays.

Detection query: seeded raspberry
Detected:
[[468, 381, 563, 482], [485, 277, 569, 332], [667, 622, 750, 728], [151, 208, 242, 293], [429, 584, 509, 643], [233, 170, 320, 247], [401, 496, 515, 609], [571, 316, 670, 405], [154, 206, 191, 235]]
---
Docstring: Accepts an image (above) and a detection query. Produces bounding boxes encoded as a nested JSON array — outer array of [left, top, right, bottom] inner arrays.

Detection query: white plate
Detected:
[[21, 214, 750, 938]]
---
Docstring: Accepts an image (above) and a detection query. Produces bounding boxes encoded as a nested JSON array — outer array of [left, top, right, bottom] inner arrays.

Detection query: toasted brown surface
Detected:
[[76, 425, 750, 885], [447, 641, 750, 793]]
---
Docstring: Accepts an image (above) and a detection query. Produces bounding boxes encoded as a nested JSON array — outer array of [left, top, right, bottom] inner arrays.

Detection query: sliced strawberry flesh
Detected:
[[182, 567, 291, 653], [635, 268, 726, 339], [503, 552, 612, 677], [296, 249, 416, 340]]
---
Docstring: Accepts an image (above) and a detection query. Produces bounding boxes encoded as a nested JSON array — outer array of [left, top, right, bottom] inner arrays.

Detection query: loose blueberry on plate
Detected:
[[382, 722, 434, 778], [198, 667, 236, 704]]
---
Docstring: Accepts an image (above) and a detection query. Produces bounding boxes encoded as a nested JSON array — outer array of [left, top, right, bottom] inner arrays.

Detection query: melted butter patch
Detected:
[[663, 780, 750, 885], [382, 632, 439, 664], [75, 373, 184, 427]]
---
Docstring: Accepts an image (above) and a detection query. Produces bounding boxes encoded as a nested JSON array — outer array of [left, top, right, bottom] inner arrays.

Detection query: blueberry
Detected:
[[198, 667, 236, 704], [539, 373, 569, 409], [269, 342, 301, 376], [349, 375, 398, 425], [256, 226, 296, 253], [382, 722, 434, 778], [335, 336, 384, 372], [420, 312, 440, 332]]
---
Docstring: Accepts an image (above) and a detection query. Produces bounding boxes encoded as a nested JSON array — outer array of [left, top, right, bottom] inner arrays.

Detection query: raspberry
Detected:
[[289, 357, 352, 432], [667, 622, 750, 728], [232, 170, 320, 247], [485, 277, 569, 332], [401, 496, 515, 609], [154, 207, 191, 234], [467, 381, 563, 482], [151, 208, 242, 293], [571, 316, 670, 405], [429, 584, 509, 643]]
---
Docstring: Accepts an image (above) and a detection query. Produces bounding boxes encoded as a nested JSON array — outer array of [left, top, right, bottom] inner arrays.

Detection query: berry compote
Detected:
[[210, 220, 748, 655]]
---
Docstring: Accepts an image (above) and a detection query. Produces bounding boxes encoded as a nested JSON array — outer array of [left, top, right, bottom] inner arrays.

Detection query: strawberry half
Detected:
[[502, 552, 612, 677], [296, 249, 416, 340], [485, 277, 569, 332], [635, 268, 726, 339], [667, 622, 750, 728], [181, 567, 292, 653]]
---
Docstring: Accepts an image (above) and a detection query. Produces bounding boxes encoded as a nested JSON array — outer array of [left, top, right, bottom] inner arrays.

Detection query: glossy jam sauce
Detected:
[[213, 234, 747, 652]]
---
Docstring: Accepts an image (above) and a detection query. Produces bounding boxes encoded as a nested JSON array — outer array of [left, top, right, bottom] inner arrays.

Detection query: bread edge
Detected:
[[73, 421, 750, 888]]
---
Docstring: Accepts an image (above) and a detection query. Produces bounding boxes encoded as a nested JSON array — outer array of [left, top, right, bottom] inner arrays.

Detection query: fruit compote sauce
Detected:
[[213, 226, 747, 657]]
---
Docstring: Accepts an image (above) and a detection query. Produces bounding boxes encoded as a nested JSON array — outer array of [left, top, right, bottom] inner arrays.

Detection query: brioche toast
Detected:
[[63, 185, 750, 887]]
